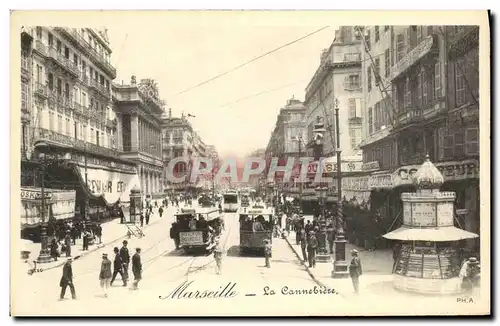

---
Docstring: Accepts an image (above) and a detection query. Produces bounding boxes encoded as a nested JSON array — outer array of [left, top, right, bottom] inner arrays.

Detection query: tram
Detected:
[[239, 204, 274, 255], [223, 190, 239, 212], [175, 207, 223, 253]]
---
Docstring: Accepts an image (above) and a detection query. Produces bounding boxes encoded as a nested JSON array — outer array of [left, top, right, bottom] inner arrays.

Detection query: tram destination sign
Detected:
[[179, 231, 204, 245]]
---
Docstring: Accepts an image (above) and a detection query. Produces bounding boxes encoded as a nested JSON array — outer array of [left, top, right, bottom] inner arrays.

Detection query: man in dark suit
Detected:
[[110, 247, 126, 286], [59, 258, 76, 300], [119, 240, 130, 282], [131, 248, 142, 290]]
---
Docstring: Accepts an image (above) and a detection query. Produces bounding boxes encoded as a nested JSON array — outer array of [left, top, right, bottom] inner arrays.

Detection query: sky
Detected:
[[104, 13, 337, 158]]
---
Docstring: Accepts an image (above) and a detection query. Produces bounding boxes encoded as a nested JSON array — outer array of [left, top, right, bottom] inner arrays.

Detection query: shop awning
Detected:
[[383, 226, 479, 241], [73, 164, 140, 205]]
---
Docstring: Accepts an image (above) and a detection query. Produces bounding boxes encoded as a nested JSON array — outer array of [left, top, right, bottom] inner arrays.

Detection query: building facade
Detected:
[[113, 76, 164, 197], [161, 112, 212, 192], [21, 27, 139, 224], [304, 26, 363, 158], [348, 25, 480, 251], [264, 98, 307, 194]]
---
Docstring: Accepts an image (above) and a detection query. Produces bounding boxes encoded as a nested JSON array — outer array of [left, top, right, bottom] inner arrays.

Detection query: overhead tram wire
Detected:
[[217, 79, 308, 109], [171, 26, 331, 97]]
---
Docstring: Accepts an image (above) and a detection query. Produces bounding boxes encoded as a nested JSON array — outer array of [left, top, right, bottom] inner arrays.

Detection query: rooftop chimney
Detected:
[[169, 108, 172, 118], [131, 75, 136, 85]]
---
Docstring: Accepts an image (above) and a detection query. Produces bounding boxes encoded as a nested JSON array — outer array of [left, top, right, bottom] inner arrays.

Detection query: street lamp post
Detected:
[[83, 142, 89, 223], [332, 100, 349, 278], [36, 144, 52, 263], [312, 118, 330, 262]]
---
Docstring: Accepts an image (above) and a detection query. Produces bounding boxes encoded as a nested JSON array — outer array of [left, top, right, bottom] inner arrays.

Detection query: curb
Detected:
[[37, 217, 163, 272], [282, 235, 346, 298]]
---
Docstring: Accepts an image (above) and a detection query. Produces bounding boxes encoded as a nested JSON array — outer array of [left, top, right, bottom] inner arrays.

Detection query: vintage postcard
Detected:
[[10, 10, 490, 316]]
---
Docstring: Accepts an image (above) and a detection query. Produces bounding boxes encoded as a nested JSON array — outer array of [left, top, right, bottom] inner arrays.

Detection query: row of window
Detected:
[[35, 26, 111, 64], [41, 110, 114, 147], [34, 63, 111, 117], [367, 98, 391, 135], [349, 126, 362, 150], [394, 62, 441, 112], [35, 28, 112, 91]]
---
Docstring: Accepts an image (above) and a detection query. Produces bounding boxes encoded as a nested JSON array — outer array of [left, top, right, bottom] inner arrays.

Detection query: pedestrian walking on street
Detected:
[[63, 231, 72, 257], [95, 223, 102, 244], [145, 211, 150, 225], [99, 253, 112, 298], [110, 247, 127, 286], [300, 232, 308, 263], [50, 238, 59, 261], [326, 223, 335, 254], [131, 248, 142, 290], [159, 206, 164, 218], [170, 222, 180, 249], [349, 249, 363, 294], [213, 237, 223, 275], [307, 231, 318, 268], [59, 258, 76, 300], [140, 213, 144, 227], [263, 239, 272, 268], [120, 240, 130, 282], [82, 229, 89, 251]]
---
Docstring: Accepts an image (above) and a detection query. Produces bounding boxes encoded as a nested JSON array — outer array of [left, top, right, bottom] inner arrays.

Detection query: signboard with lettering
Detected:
[[390, 35, 436, 81], [411, 202, 437, 227], [77, 166, 140, 204], [403, 202, 412, 226], [179, 231, 204, 246], [20, 189, 76, 226], [247, 210, 264, 215], [21, 189, 52, 201], [362, 161, 381, 172], [437, 202, 454, 227], [369, 173, 393, 189]]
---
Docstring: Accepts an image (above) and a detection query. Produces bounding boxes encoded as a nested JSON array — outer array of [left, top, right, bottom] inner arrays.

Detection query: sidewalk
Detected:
[[20, 203, 178, 272], [284, 230, 396, 298]]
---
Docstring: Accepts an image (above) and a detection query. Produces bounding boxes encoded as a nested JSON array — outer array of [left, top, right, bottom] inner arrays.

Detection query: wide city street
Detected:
[[15, 206, 346, 316]]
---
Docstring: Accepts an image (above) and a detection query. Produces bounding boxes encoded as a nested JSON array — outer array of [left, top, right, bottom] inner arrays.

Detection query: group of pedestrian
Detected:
[[59, 239, 143, 300], [49, 222, 103, 261]]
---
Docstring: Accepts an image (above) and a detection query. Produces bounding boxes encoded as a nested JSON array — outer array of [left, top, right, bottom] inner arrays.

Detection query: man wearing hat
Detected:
[[59, 258, 76, 300], [307, 231, 318, 268], [131, 248, 142, 290], [64, 230, 72, 257], [349, 249, 363, 294], [120, 240, 130, 282], [99, 253, 112, 297], [213, 237, 224, 275], [263, 239, 272, 268], [110, 247, 127, 287]]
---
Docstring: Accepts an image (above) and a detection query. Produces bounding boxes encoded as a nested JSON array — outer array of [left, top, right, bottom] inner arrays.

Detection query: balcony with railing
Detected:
[[33, 127, 119, 158], [397, 107, 422, 127], [89, 78, 111, 99], [55, 27, 117, 79], [106, 118, 117, 129], [47, 47, 80, 78], [335, 52, 362, 64], [33, 40, 47, 56], [34, 82, 48, 99]]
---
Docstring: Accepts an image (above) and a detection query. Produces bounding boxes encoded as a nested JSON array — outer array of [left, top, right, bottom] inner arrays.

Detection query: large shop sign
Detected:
[[393, 159, 479, 187], [77, 166, 141, 204], [368, 159, 479, 189], [21, 188, 76, 226], [307, 160, 363, 176], [390, 35, 436, 81]]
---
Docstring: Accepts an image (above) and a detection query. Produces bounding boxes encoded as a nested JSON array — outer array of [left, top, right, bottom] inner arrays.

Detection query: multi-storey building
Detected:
[[21, 26, 139, 223], [113, 76, 164, 197], [304, 27, 363, 158], [346, 25, 479, 251], [161, 111, 211, 192], [264, 97, 307, 194]]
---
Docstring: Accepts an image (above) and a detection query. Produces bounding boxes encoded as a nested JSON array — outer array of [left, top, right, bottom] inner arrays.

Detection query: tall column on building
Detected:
[[131, 115, 139, 152]]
